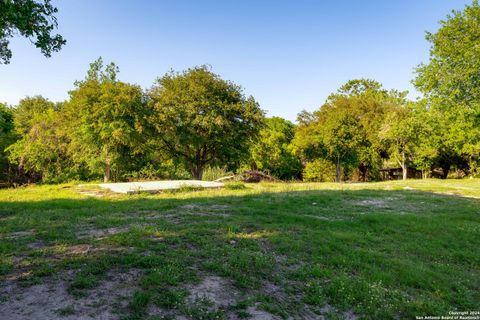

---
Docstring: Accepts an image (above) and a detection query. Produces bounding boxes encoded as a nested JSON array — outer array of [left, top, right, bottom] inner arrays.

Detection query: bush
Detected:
[[202, 166, 232, 181], [126, 160, 191, 181], [303, 159, 336, 182]]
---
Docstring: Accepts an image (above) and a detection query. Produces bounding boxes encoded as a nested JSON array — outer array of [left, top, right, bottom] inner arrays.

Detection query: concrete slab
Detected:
[[98, 180, 224, 194]]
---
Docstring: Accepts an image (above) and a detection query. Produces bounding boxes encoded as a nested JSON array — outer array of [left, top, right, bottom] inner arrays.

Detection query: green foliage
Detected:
[[149, 66, 265, 180], [379, 103, 420, 180], [414, 1, 480, 105], [316, 95, 363, 178], [302, 159, 336, 182], [66, 57, 151, 182], [6, 97, 76, 182], [0, 103, 16, 181], [10, 96, 56, 135], [291, 111, 327, 162], [127, 159, 191, 181], [202, 166, 232, 181], [0, 0, 66, 64], [293, 79, 405, 182], [249, 117, 302, 180], [414, 1, 480, 177], [128, 291, 151, 315]]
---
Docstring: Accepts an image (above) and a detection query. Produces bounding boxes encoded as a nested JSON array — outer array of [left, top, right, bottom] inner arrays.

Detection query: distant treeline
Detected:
[[1, 2, 479, 185]]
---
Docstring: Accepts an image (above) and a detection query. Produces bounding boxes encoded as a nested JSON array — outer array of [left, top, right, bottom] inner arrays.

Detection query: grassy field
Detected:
[[0, 179, 479, 319]]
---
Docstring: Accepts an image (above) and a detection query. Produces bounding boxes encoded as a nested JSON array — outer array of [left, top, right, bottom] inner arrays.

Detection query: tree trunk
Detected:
[[104, 157, 111, 183], [335, 156, 341, 183], [358, 164, 368, 182], [441, 164, 450, 179], [191, 165, 204, 180], [401, 151, 407, 181]]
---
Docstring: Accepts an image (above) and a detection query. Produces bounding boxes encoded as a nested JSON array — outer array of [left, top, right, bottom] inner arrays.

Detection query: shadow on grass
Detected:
[[0, 188, 479, 318]]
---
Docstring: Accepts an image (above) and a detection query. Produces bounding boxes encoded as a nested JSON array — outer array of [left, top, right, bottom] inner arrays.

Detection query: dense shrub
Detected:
[[303, 159, 336, 182], [126, 160, 191, 181], [202, 166, 232, 181]]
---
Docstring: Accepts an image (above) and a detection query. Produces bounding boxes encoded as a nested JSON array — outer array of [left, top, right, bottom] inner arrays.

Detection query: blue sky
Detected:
[[0, 0, 470, 121]]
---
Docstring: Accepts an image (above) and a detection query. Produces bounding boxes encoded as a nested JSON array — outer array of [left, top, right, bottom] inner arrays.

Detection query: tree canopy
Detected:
[[248, 117, 302, 180], [293, 79, 407, 182], [0, 0, 65, 64], [6, 97, 70, 181], [149, 66, 264, 180], [66, 58, 150, 182], [414, 0, 480, 177]]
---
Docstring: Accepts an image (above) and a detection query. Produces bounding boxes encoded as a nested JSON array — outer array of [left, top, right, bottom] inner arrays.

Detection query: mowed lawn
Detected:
[[0, 180, 479, 320]]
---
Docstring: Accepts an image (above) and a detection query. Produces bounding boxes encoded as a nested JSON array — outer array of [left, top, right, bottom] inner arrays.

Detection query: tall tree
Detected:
[[0, 0, 65, 64], [293, 97, 361, 183], [149, 66, 264, 180], [66, 58, 150, 182], [331, 80, 407, 181], [414, 0, 480, 176], [379, 104, 419, 180], [318, 96, 362, 182]]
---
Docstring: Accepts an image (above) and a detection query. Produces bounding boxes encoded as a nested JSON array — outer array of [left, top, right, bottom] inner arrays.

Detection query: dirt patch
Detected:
[[352, 194, 432, 215], [160, 204, 232, 225], [186, 275, 238, 307], [0, 269, 139, 320], [75, 185, 113, 197], [76, 226, 131, 240], [314, 303, 358, 320], [162, 214, 182, 224], [51, 244, 117, 256], [20, 243, 122, 258], [4, 229, 36, 239], [5, 244, 127, 281], [184, 275, 283, 319], [343, 309, 358, 320], [247, 303, 279, 319], [354, 199, 392, 208], [179, 204, 231, 211], [352, 195, 407, 210], [147, 305, 189, 319], [26, 240, 47, 249], [303, 214, 348, 221]]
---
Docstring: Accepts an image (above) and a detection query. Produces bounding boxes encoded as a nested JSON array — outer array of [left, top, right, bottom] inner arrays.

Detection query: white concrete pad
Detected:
[[98, 180, 224, 194]]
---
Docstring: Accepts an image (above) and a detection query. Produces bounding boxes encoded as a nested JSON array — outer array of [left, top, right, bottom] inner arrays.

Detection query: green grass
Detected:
[[0, 179, 479, 319]]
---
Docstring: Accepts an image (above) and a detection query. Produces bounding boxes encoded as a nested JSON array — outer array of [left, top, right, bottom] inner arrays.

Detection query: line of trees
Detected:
[[1, 1, 479, 184], [1, 60, 264, 183]]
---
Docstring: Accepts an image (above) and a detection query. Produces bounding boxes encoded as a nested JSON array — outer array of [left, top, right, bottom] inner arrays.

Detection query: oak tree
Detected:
[[149, 66, 264, 180]]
